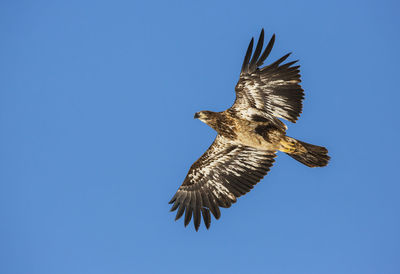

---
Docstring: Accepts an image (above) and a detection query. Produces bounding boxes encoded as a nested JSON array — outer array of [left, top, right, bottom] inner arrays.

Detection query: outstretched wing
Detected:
[[169, 135, 276, 231], [231, 29, 304, 124]]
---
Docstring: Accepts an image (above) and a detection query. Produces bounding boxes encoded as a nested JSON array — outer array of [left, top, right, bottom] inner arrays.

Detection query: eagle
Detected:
[[169, 29, 330, 231]]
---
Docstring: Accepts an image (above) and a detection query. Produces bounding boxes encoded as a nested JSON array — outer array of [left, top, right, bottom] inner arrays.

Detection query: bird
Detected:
[[169, 29, 330, 231]]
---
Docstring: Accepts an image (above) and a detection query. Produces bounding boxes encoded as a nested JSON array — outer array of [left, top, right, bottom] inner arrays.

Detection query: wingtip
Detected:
[[168, 194, 177, 204], [241, 37, 255, 73], [184, 209, 192, 227], [170, 202, 179, 212], [175, 205, 185, 221]]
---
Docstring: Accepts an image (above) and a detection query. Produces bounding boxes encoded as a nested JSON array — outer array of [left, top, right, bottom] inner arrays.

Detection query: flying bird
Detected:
[[169, 29, 330, 231]]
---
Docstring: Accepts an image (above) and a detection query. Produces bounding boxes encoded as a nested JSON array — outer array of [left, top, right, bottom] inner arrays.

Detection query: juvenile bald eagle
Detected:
[[169, 29, 330, 231]]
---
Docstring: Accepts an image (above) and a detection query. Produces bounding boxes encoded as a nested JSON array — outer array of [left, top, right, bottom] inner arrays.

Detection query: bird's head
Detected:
[[194, 111, 218, 126]]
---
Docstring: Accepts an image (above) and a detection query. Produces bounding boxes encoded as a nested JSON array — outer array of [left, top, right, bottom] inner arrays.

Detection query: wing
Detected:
[[169, 135, 276, 231], [230, 29, 304, 124]]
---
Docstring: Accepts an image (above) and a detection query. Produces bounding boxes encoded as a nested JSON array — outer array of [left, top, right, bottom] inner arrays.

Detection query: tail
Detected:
[[282, 137, 330, 167]]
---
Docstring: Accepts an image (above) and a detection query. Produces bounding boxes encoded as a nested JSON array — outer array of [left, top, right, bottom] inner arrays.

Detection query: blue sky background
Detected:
[[1, 1, 400, 273]]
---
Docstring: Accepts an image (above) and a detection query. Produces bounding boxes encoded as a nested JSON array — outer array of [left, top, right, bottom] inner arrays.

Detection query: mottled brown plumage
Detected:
[[169, 29, 330, 231]]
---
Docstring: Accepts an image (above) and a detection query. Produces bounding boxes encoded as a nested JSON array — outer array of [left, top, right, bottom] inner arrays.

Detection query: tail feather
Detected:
[[286, 138, 330, 167]]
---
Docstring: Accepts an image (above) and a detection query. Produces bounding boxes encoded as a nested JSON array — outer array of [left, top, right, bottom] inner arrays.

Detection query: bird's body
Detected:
[[198, 110, 284, 151], [169, 29, 330, 231]]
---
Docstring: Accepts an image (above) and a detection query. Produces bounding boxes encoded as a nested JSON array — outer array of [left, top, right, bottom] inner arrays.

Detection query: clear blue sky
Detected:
[[1, 1, 399, 273]]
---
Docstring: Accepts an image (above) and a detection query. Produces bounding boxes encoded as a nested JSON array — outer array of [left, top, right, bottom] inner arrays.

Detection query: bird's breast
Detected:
[[229, 118, 280, 151]]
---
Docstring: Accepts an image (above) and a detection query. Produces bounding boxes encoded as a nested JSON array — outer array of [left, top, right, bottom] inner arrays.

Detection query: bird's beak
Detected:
[[194, 112, 200, 119]]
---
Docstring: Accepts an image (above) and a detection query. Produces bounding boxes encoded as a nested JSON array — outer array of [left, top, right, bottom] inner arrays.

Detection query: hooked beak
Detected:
[[194, 112, 200, 119]]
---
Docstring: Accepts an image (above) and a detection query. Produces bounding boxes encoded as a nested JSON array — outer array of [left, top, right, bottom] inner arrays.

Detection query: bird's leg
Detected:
[[279, 139, 296, 153], [279, 137, 306, 154]]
